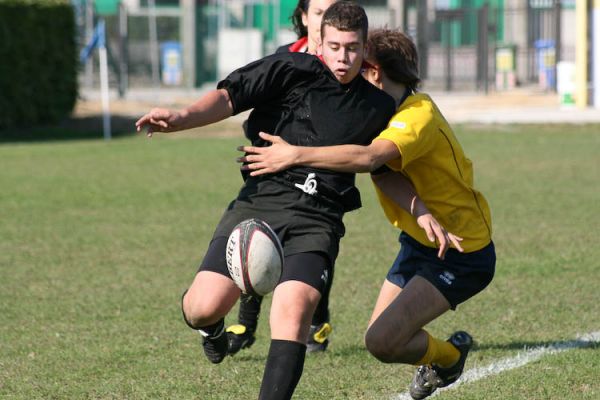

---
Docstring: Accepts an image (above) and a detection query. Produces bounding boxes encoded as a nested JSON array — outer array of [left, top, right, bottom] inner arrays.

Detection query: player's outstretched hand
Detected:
[[416, 213, 464, 259], [237, 132, 297, 176], [135, 108, 181, 137]]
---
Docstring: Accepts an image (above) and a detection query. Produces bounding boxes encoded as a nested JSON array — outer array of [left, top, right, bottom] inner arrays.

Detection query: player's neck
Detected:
[[381, 80, 408, 106]]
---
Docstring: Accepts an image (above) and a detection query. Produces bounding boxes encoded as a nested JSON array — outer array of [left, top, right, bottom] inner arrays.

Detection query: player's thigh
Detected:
[[269, 252, 329, 342], [368, 279, 403, 328]]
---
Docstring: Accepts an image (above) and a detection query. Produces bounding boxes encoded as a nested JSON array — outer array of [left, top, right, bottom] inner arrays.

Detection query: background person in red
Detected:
[[227, 0, 340, 356], [278, 0, 338, 54]]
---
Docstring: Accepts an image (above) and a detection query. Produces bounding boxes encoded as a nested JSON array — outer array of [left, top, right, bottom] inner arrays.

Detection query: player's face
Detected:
[[302, 0, 338, 54], [321, 25, 365, 84]]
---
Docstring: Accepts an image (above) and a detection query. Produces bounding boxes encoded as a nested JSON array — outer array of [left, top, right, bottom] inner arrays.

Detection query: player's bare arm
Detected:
[[136, 89, 233, 137], [238, 132, 400, 174], [372, 171, 464, 259]]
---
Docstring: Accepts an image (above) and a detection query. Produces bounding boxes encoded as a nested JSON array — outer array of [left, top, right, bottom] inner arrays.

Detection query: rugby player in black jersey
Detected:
[[136, 2, 395, 399], [228, 0, 341, 356]]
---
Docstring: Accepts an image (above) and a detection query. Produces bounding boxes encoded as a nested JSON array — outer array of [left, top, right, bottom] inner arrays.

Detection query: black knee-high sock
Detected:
[[258, 340, 306, 400], [238, 293, 263, 333]]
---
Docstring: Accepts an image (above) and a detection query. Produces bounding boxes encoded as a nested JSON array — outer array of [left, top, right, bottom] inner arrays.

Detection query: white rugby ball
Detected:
[[226, 219, 283, 297]]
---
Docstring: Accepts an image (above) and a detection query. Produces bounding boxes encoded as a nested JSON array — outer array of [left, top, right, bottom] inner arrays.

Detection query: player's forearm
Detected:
[[293, 145, 381, 173], [371, 171, 430, 217], [177, 89, 234, 131]]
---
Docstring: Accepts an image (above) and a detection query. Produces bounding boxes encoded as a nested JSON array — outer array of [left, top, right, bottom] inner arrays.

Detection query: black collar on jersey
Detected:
[[397, 87, 413, 108]]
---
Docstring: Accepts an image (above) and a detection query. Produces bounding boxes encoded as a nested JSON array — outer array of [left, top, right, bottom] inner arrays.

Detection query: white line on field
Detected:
[[392, 331, 600, 400]]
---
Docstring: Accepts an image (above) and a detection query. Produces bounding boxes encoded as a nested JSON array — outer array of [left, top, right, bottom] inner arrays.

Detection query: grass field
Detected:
[[1, 123, 599, 399]]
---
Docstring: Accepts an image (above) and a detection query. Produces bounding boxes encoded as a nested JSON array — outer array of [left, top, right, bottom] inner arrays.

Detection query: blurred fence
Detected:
[[75, 0, 573, 95]]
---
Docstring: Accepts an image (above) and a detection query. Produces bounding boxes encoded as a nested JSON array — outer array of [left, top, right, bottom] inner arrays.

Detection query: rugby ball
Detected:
[[226, 219, 283, 297]]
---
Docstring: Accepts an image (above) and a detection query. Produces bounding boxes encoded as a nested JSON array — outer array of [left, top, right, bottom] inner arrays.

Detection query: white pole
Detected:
[[594, 0, 600, 108], [98, 20, 112, 140], [148, 0, 160, 89], [575, 0, 588, 108], [181, 0, 196, 89], [99, 46, 111, 140]]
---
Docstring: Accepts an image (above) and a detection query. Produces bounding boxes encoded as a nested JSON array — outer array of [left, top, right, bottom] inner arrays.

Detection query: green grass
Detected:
[[1, 124, 599, 399]]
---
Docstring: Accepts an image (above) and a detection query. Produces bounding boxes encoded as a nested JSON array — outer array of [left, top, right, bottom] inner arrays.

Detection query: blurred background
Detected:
[[74, 0, 584, 100], [1, 0, 597, 135]]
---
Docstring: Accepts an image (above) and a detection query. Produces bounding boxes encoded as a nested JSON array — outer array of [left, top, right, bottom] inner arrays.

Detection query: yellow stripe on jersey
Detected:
[[373, 93, 492, 252]]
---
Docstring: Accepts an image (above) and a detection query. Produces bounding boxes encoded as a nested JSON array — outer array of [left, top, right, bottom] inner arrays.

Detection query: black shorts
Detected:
[[198, 179, 344, 294], [200, 237, 332, 294], [386, 232, 496, 309]]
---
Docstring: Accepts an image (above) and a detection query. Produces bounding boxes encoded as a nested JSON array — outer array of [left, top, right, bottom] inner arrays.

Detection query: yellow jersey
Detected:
[[373, 93, 492, 252]]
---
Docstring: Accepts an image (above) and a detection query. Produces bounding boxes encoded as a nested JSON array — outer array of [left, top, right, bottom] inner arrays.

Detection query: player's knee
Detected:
[[365, 323, 415, 363], [181, 289, 215, 329], [365, 326, 396, 363]]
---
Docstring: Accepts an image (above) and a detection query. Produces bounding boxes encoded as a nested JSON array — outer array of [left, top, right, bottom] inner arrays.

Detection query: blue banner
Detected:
[[79, 20, 105, 64]]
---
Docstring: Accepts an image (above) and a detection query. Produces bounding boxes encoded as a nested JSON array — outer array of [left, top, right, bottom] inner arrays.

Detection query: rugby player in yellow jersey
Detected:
[[238, 29, 496, 399]]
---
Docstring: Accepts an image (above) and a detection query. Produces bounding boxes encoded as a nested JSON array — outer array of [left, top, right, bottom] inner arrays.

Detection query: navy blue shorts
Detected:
[[386, 232, 496, 309]]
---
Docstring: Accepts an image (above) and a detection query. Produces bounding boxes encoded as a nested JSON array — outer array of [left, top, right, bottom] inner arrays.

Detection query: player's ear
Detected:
[[372, 65, 382, 83], [316, 41, 323, 56], [362, 63, 382, 88]]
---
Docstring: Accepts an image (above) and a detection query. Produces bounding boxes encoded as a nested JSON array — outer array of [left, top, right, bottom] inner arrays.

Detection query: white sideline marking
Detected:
[[392, 331, 600, 400]]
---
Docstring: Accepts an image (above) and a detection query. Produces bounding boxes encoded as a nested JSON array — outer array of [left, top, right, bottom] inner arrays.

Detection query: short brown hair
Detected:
[[367, 29, 420, 90], [321, 1, 368, 42]]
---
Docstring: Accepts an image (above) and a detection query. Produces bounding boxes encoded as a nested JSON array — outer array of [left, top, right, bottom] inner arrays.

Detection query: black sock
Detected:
[[197, 319, 224, 338], [311, 304, 330, 326], [258, 339, 306, 400], [238, 293, 263, 333], [312, 265, 333, 326]]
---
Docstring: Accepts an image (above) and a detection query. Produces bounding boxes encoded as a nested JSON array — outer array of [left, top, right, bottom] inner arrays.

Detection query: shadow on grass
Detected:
[[0, 114, 140, 143]]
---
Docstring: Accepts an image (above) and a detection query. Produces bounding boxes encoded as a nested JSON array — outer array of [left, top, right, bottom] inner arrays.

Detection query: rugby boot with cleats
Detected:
[[226, 324, 256, 355], [199, 320, 228, 364], [433, 331, 473, 387], [306, 322, 333, 353], [409, 365, 443, 400]]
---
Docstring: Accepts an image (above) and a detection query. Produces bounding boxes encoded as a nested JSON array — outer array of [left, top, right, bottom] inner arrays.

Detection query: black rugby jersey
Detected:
[[217, 52, 395, 212]]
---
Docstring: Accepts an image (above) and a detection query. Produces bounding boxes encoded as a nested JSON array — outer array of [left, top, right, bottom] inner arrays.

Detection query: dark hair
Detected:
[[367, 29, 420, 91], [321, 1, 368, 43], [291, 0, 309, 38]]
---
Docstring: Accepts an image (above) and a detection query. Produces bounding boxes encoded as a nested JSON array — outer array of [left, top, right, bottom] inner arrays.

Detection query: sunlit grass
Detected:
[[1, 124, 599, 399]]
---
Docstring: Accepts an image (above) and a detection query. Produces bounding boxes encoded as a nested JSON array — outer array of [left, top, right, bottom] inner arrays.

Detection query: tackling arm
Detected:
[[239, 132, 400, 174], [372, 170, 464, 258], [371, 170, 424, 216]]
